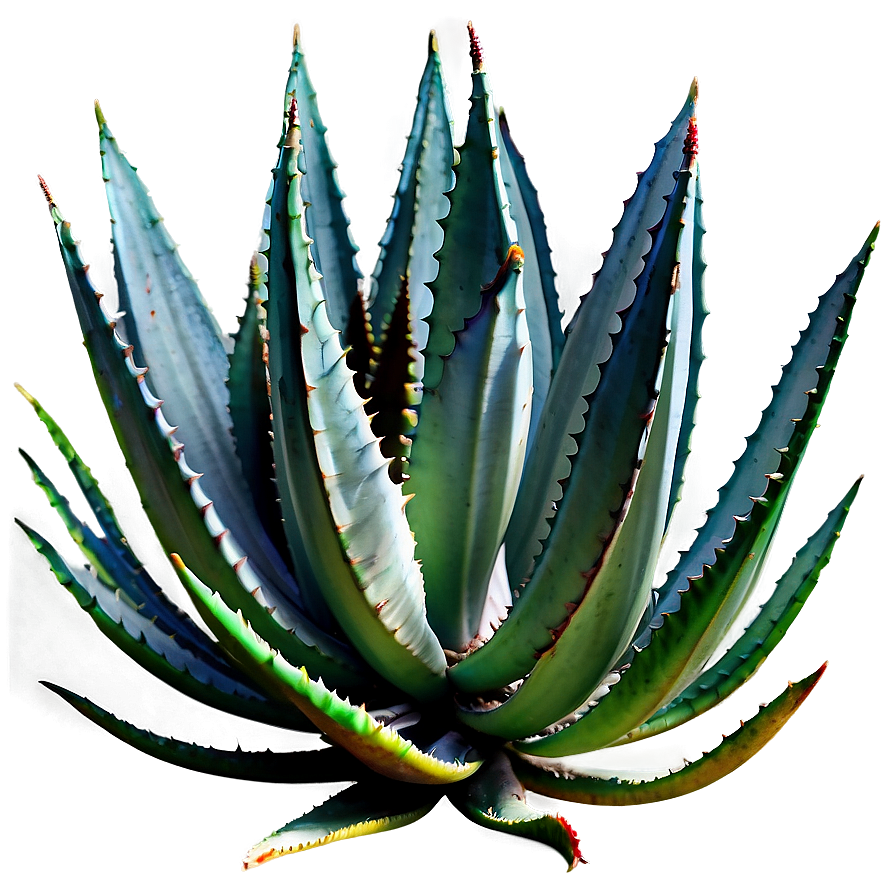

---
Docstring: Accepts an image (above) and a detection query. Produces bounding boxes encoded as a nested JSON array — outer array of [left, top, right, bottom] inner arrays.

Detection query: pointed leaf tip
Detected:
[[37, 174, 55, 207], [293, 24, 301, 48], [94, 100, 106, 127], [467, 21, 484, 71], [690, 77, 699, 102], [429, 29, 439, 54]]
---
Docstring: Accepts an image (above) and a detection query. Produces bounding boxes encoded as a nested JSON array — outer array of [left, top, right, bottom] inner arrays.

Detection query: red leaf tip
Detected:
[[554, 814, 586, 870], [37, 175, 55, 207], [468, 21, 484, 72]]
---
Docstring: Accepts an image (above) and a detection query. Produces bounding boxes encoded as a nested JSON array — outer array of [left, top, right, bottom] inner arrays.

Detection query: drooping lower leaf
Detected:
[[43, 681, 364, 782], [448, 751, 584, 871], [244, 780, 440, 869]]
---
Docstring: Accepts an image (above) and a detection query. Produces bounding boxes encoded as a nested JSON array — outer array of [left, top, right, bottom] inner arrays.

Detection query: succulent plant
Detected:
[[17, 22, 877, 872]]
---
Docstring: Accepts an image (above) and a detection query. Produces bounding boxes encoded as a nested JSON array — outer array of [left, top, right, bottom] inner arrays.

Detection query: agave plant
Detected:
[[17, 23, 877, 871]]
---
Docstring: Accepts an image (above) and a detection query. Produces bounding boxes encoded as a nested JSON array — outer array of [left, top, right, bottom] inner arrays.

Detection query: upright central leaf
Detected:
[[406, 32, 533, 651], [264, 101, 446, 702]]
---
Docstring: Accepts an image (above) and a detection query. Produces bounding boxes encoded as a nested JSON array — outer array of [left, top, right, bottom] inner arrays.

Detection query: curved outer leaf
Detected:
[[651, 223, 878, 623], [619, 478, 860, 744], [448, 751, 584, 871], [265, 106, 447, 701], [43, 682, 361, 782], [244, 780, 439, 869], [511, 664, 826, 804], [175, 558, 482, 786], [451, 146, 697, 702], [407, 246, 531, 651], [368, 31, 454, 348], [503, 81, 699, 592], [19, 447, 237, 670], [96, 108, 298, 606], [17, 521, 310, 730], [39, 182, 368, 691], [515, 233, 870, 757], [16, 384, 206, 638], [285, 25, 363, 336]]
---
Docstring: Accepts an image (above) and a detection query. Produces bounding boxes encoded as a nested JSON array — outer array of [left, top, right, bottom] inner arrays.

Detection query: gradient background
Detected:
[[4, 1, 892, 893]]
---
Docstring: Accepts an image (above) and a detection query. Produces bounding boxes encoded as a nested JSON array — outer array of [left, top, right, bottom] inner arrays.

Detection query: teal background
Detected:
[[4, 1, 891, 892]]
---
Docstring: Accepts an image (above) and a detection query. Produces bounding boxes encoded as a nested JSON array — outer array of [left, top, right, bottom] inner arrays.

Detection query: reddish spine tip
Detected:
[[554, 815, 586, 870], [467, 21, 484, 71], [37, 174, 55, 207], [684, 117, 699, 158]]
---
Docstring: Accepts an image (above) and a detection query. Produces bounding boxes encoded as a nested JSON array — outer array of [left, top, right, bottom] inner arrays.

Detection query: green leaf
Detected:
[[497, 110, 564, 443], [407, 246, 531, 651], [174, 558, 481, 786], [227, 256, 295, 573], [244, 780, 439, 869], [368, 30, 454, 347], [448, 751, 585, 871], [450, 148, 697, 706], [17, 521, 310, 730], [652, 222, 878, 624], [264, 106, 447, 701], [511, 664, 826, 804], [421, 42, 516, 392], [503, 82, 699, 592], [285, 26, 363, 336], [43, 681, 363, 782], [96, 107, 297, 606], [619, 478, 860, 744], [38, 181, 363, 688]]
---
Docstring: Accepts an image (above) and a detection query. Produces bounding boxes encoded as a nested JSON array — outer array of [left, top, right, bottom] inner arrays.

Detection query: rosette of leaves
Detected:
[[17, 23, 877, 871]]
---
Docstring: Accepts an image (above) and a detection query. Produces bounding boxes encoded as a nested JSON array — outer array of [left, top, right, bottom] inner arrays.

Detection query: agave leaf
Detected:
[[421, 32, 517, 392], [265, 104, 447, 701], [448, 751, 584, 871], [227, 256, 294, 569], [96, 108, 298, 604], [503, 81, 699, 591], [175, 558, 482, 786], [18, 447, 232, 666], [284, 26, 363, 336], [451, 145, 697, 704], [364, 279, 418, 483], [619, 478, 860, 744], [43, 682, 366, 782], [652, 223, 878, 624], [39, 185, 371, 690], [663, 170, 708, 535], [368, 31, 455, 348], [407, 245, 531, 650], [516, 294, 863, 760], [497, 110, 564, 441], [19, 386, 233, 663], [17, 521, 312, 730], [244, 780, 439, 869], [639, 225, 875, 663], [511, 665, 826, 803], [498, 109, 566, 372]]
